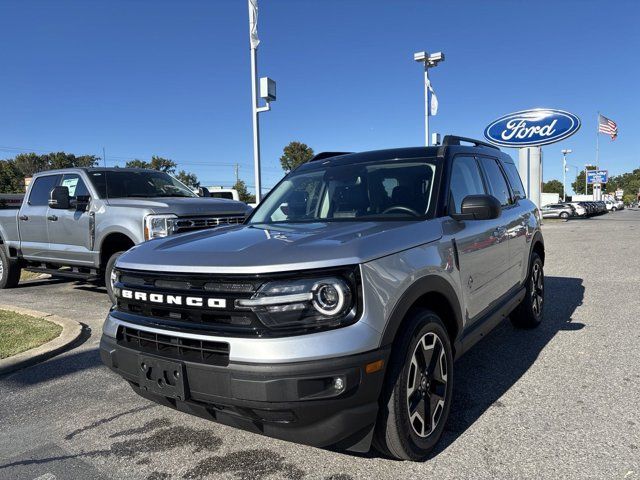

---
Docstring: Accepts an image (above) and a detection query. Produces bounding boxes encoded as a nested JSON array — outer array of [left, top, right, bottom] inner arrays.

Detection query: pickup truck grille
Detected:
[[113, 270, 267, 337], [117, 326, 230, 366], [172, 215, 245, 234]]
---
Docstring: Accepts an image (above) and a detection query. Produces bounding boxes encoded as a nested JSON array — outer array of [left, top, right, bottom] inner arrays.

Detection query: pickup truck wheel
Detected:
[[510, 252, 544, 329], [0, 247, 21, 289], [105, 251, 124, 304], [373, 310, 453, 461]]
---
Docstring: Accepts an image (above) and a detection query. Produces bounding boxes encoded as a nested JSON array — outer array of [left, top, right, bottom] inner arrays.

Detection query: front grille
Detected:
[[114, 270, 267, 337], [173, 215, 245, 234], [117, 326, 230, 366]]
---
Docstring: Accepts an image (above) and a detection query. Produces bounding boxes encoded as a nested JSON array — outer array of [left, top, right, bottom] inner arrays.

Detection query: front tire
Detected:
[[511, 252, 544, 328], [0, 247, 21, 289], [373, 310, 454, 461], [105, 251, 124, 304], [560, 212, 569, 219]]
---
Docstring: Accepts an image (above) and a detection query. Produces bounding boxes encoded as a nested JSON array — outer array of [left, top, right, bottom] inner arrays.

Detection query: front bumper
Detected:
[[100, 333, 389, 451]]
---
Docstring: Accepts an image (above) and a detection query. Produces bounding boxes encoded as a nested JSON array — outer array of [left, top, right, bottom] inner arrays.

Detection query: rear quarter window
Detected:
[[502, 161, 526, 200]]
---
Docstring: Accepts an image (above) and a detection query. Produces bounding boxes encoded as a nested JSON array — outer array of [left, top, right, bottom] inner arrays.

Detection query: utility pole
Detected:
[[102, 147, 106, 167], [234, 163, 239, 185]]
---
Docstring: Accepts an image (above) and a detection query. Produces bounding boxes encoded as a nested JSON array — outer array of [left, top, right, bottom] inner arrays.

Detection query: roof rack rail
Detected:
[[442, 135, 500, 150], [309, 152, 353, 162]]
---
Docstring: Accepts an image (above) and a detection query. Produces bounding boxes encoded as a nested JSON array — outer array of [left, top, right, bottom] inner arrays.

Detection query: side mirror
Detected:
[[451, 194, 501, 221], [49, 186, 70, 209], [72, 194, 91, 211], [198, 187, 211, 197]]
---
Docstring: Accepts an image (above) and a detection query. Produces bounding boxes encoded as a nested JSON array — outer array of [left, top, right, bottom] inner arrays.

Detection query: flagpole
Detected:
[[596, 111, 600, 169]]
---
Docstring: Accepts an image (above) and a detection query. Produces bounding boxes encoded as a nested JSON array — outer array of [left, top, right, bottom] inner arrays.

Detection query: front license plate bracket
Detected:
[[139, 355, 187, 401]]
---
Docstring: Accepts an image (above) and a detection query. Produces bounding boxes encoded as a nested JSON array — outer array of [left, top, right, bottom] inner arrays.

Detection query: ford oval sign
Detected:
[[484, 109, 581, 147]]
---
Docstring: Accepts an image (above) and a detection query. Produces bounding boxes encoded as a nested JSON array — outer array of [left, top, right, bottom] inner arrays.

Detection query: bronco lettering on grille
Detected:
[[120, 289, 227, 309]]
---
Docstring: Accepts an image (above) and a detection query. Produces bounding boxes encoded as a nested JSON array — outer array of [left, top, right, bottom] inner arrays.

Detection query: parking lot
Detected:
[[1, 210, 639, 480]]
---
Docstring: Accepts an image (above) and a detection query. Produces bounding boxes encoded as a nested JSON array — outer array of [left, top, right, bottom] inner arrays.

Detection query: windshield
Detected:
[[88, 171, 197, 199], [249, 159, 437, 224]]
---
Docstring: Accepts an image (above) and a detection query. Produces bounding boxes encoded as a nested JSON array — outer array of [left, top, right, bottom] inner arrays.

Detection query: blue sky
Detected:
[[0, 0, 638, 194]]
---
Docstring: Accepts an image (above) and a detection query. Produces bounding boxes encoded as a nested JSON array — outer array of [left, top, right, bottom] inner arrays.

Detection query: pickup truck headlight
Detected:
[[144, 214, 177, 240], [235, 274, 358, 330]]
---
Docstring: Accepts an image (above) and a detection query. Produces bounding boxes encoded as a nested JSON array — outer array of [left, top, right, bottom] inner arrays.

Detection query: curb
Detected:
[[0, 304, 83, 376]]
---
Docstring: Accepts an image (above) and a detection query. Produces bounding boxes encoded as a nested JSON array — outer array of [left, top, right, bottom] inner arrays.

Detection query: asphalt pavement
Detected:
[[1, 210, 639, 479]]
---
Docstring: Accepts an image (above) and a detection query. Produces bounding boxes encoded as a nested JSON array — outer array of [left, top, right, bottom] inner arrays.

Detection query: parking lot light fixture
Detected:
[[414, 50, 444, 146]]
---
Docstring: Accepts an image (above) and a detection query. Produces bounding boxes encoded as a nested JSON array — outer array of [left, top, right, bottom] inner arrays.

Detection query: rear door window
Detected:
[[502, 162, 526, 199], [478, 157, 512, 207]]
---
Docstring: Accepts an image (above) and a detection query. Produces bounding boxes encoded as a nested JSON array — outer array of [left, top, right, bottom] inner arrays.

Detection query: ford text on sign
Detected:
[[587, 170, 608, 184], [484, 109, 581, 147]]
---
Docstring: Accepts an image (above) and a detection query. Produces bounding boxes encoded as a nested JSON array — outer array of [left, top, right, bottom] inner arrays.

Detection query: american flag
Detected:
[[598, 114, 618, 140]]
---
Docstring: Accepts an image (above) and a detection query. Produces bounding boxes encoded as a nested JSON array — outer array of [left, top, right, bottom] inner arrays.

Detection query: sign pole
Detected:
[[596, 111, 600, 169]]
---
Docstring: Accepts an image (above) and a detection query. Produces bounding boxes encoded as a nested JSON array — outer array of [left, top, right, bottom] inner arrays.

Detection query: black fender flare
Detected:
[[379, 275, 464, 349], [529, 230, 545, 265]]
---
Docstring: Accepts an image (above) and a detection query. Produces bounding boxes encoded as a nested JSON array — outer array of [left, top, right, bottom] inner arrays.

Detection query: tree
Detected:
[[124, 159, 150, 169], [13, 153, 46, 177], [0, 160, 25, 193], [233, 179, 255, 203], [571, 166, 597, 195], [149, 156, 177, 173], [279, 141, 314, 172], [125, 156, 199, 187], [176, 170, 199, 189], [542, 179, 564, 198]]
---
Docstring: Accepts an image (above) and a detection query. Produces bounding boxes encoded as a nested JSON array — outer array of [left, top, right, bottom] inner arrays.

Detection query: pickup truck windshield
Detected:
[[88, 171, 197, 199], [249, 159, 437, 224]]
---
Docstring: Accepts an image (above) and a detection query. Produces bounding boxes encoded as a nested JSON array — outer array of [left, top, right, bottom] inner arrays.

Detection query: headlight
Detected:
[[236, 275, 357, 331], [144, 214, 177, 240]]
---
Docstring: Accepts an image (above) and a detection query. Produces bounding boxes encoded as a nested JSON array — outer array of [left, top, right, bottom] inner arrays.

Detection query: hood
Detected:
[[106, 197, 250, 216], [117, 220, 443, 274]]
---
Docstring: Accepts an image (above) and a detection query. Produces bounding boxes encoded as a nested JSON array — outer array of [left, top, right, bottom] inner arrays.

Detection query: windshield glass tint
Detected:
[[249, 159, 437, 224], [88, 171, 196, 199]]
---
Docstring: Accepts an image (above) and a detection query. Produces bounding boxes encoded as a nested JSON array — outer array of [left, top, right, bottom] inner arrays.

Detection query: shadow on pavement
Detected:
[[433, 275, 585, 456], [3, 347, 103, 386]]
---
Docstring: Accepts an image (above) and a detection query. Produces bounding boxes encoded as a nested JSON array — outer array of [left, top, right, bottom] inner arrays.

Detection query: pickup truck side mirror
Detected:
[[451, 194, 501, 221], [49, 186, 70, 209], [198, 187, 211, 197], [72, 194, 91, 211]]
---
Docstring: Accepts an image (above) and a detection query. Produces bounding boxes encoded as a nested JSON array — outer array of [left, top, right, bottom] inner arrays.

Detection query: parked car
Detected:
[[568, 202, 587, 217], [0, 168, 252, 300], [541, 203, 575, 219], [101, 135, 545, 461]]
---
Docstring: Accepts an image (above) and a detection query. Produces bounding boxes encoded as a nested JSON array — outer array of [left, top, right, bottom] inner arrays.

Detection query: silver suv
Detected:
[[100, 136, 545, 461]]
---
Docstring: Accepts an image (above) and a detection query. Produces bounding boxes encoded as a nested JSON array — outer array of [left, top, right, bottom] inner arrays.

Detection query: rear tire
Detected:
[[510, 252, 544, 329], [105, 251, 124, 304], [0, 247, 21, 289], [373, 310, 453, 461]]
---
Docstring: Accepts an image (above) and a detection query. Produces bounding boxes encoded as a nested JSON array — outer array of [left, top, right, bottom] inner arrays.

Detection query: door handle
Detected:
[[47, 215, 58, 221], [19, 215, 29, 221]]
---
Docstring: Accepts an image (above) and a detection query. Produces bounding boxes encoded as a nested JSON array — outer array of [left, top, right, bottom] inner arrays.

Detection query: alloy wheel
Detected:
[[406, 332, 448, 437], [0, 255, 4, 279], [530, 262, 544, 317]]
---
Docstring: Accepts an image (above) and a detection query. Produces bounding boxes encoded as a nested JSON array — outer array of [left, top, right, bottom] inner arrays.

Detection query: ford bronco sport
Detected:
[[100, 136, 545, 460]]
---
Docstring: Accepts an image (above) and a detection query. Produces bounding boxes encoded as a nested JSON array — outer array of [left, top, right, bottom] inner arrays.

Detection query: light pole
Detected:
[[248, 0, 276, 204], [561, 149, 571, 202], [414, 51, 444, 146]]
